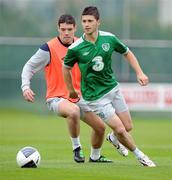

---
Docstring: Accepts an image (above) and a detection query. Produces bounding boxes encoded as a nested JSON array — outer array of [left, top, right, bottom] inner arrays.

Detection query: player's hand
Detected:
[[137, 73, 149, 86], [69, 90, 79, 99], [23, 88, 35, 102]]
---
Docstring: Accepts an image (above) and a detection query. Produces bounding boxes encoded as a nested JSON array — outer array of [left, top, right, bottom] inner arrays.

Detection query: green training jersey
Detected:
[[64, 31, 129, 101]]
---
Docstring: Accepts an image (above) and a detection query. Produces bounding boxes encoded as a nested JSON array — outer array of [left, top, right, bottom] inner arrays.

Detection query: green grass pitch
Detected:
[[0, 109, 172, 180]]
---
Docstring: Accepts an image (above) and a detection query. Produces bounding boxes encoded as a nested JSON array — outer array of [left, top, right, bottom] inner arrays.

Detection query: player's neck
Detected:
[[85, 30, 98, 43], [58, 36, 74, 47]]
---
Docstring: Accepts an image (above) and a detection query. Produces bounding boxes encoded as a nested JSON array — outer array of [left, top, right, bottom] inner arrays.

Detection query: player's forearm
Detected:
[[21, 64, 34, 91], [124, 50, 144, 75], [62, 66, 75, 92], [21, 48, 50, 91]]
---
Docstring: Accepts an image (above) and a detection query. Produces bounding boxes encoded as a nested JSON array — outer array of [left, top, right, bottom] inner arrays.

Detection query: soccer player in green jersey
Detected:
[[63, 6, 156, 167]]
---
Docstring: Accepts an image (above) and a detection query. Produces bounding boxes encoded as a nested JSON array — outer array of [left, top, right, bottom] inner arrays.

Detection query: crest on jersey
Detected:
[[102, 43, 110, 52], [97, 111, 105, 120]]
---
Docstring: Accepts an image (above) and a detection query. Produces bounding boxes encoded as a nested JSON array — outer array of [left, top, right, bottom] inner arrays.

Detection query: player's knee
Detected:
[[125, 123, 133, 132], [95, 123, 106, 135], [116, 127, 126, 137], [68, 106, 80, 120]]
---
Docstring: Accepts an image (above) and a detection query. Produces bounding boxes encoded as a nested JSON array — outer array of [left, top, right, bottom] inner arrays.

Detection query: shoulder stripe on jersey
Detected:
[[69, 37, 84, 49], [40, 43, 50, 52], [99, 31, 115, 37]]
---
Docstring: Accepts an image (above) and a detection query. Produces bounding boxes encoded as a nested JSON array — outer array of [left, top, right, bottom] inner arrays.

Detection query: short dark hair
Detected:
[[82, 6, 99, 20], [58, 14, 76, 26]]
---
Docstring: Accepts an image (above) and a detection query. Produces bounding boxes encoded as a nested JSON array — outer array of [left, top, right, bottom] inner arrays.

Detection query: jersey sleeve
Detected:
[[112, 35, 129, 55], [21, 48, 50, 91], [64, 48, 77, 68]]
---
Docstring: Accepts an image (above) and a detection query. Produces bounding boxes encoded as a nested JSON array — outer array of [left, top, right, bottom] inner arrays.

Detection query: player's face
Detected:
[[81, 15, 100, 35], [58, 23, 76, 45]]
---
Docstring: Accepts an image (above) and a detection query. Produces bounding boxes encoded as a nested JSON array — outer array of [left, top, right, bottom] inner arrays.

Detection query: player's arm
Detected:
[[63, 66, 79, 99], [112, 35, 149, 86], [63, 48, 78, 99], [21, 44, 50, 102], [124, 50, 149, 86]]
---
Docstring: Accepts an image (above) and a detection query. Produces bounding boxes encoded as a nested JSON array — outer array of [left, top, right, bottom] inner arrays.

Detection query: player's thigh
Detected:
[[82, 111, 105, 132], [116, 110, 133, 132], [112, 89, 128, 113], [58, 99, 80, 118], [111, 89, 133, 130], [47, 97, 79, 118], [106, 113, 126, 135], [77, 97, 105, 132]]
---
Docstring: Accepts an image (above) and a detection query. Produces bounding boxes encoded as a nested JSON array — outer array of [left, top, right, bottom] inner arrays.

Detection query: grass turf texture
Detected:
[[0, 109, 172, 180]]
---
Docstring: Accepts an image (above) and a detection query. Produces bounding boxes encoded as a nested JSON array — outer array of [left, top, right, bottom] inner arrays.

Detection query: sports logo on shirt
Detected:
[[83, 52, 90, 56], [102, 43, 110, 52], [92, 56, 104, 71]]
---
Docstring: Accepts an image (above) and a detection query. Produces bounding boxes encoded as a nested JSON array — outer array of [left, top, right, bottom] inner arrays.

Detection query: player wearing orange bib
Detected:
[[45, 37, 81, 101]]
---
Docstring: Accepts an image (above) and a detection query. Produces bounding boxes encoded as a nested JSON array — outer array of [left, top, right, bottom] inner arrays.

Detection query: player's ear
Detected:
[[57, 22, 60, 31], [74, 25, 77, 32], [97, 19, 100, 26], [57, 25, 60, 33]]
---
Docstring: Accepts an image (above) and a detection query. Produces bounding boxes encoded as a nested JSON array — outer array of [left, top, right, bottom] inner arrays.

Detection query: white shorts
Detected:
[[79, 86, 128, 122], [46, 97, 92, 117], [46, 97, 65, 115]]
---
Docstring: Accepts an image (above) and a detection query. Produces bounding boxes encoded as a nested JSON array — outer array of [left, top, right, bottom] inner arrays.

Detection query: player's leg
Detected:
[[47, 98, 85, 163], [105, 89, 129, 156], [114, 91, 155, 166], [107, 114, 135, 151], [106, 114, 156, 167], [78, 96, 112, 163], [107, 89, 133, 155], [58, 99, 80, 138], [82, 111, 105, 149], [107, 110, 132, 156], [82, 111, 112, 162], [113, 89, 133, 132], [116, 110, 133, 132]]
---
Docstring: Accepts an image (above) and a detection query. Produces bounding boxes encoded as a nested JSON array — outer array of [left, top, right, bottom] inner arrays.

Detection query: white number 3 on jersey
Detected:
[[92, 56, 104, 71]]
